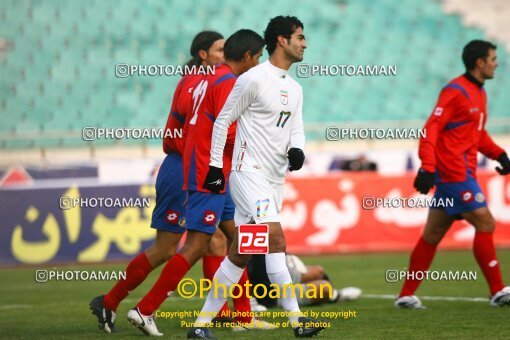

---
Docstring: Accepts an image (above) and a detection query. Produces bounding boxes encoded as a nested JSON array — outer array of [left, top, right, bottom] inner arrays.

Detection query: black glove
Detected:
[[287, 148, 305, 171], [413, 168, 435, 194], [202, 166, 225, 193], [496, 152, 510, 175]]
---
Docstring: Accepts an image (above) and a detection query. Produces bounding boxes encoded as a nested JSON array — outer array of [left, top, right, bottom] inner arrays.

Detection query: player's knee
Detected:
[[269, 235, 286, 253], [155, 245, 176, 263], [206, 244, 227, 257], [476, 216, 496, 233], [210, 230, 227, 245], [180, 244, 206, 265], [228, 253, 249, 268], [163, 249, 176, 262], [145, 246, 169, 266], [422, 231, 443, 246]]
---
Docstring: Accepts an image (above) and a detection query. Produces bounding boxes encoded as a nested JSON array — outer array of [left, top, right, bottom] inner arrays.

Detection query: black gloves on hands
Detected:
[[496, 152, 510, 176], [413, 168, 435, 194], [412, 151, 509, 194], [203, 148, 306, 193], [202, 166, 225, 193], [287, 148, 305, 171]]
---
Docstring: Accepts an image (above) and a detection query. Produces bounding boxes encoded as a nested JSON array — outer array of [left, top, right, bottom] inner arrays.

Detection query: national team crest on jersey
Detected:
[[203, 210, 217, 225], [461, 190, 474, 203], [280, 90, 288, 105], [475, 192, 485, 203], [166, 209, 179, 224]]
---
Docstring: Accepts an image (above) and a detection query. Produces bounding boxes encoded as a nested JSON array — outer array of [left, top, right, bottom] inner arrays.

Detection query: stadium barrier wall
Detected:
[[1, 172, 509, 265]]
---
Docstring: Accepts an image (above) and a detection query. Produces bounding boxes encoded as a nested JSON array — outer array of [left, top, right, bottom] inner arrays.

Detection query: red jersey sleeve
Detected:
[[478, 129, 505, 160], [172, 78, 185, 113], [418, 88, 458, 172], [162, 78, 186, 154], [211, 77, 237, 147]]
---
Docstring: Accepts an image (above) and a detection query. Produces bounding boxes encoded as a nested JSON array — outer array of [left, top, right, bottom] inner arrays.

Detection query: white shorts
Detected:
[[229, 171, 283, 226]]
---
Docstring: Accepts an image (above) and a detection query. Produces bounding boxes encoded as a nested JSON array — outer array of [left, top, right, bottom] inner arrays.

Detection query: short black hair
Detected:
[[462, 40, 497, 70], [186, 31, 223, 67], [263, 16, 304, 55], [224, 29, 265, 61]]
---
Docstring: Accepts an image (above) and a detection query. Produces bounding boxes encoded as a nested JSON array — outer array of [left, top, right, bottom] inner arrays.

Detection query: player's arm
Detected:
[[414, 88, 457, 194], [203, 74, 259, 193], [479, 129, 509, 175], [211, 78, 238, 148], [163, 78, 186, 153], [287, 89, 305, 171]]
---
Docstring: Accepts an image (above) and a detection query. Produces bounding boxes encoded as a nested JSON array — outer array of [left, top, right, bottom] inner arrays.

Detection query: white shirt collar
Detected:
[[265, 60, 289, 77]]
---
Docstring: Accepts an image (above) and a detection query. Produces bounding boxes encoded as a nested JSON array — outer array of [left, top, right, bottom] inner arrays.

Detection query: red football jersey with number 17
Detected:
[[183, 64, 237, 192]]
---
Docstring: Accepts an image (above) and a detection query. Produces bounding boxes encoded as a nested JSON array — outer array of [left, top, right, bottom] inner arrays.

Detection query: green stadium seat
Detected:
[[1, 0, 509, 148]]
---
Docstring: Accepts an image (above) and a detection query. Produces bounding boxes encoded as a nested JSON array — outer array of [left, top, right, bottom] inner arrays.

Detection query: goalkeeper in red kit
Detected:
[[396, 40, 510, 309]]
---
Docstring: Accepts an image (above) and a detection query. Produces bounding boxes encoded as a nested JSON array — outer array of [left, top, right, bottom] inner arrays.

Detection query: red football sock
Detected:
[[232, 269, 252, 323], [103, 252, 153, 311], [399, 237, 437, 297], [137, 253, 190, 316], [203, 255, 230, 318], [473, 231, 505, 295]]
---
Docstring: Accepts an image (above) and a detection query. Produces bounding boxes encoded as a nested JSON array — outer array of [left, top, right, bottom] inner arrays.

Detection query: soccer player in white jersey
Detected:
[[188, 16, 325, 339]]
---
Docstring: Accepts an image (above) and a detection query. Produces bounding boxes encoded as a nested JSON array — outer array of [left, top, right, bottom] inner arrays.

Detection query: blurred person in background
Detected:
[[248, 254, 362, 310]]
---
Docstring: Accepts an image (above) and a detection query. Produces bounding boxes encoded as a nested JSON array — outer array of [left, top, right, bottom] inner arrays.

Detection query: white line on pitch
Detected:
[[0, 304, 32, 310], [364, 294, 488, 302]]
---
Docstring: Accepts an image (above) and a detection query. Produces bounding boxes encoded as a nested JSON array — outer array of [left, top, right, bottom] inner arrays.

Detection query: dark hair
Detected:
[[224, 29, 265, 61], [462, 40, 496, 70], [263, 16, 304, 55], [186, 31, 223, 67]]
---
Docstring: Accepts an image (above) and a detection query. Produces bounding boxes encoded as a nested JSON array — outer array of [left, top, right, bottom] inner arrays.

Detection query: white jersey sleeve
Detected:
[[209, 73, 259, 168], [289, 89, 305, 150]]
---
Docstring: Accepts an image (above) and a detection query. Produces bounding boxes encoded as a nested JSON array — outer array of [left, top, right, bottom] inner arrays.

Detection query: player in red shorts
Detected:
[[127, 29, 269, 336], [396, 40, 510, 309], [89, 31, 226, 333]]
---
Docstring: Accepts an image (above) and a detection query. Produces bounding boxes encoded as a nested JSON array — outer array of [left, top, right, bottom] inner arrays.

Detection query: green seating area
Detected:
[[0, 0, 509, 148]]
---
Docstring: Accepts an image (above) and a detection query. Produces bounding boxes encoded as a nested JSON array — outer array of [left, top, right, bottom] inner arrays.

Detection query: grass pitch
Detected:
[[1, 249, 509, 339]]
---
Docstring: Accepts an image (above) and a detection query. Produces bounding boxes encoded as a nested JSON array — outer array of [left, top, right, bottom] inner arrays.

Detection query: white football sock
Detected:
[[194, 257, 244, 327], [266, 252, 301, 326]]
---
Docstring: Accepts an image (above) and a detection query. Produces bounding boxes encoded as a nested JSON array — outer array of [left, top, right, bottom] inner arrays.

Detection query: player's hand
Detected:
[[496, 152, 510, 175], [202, 166, 225, 193], [287, 148, 305, 171], [413, 168, 435, 194]]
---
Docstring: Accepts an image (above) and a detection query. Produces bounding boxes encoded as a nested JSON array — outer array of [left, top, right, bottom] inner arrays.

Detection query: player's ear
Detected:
[[277, 35, 288, 49], [476, 56, 485, 69], [198, 49, 208, 63], [243, 50, 251, 63]]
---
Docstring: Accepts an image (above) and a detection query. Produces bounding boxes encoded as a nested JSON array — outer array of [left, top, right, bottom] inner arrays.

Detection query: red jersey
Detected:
[[162, 74, 201, 155], [419, 74, 504, 182], [183, 64, 237, 192]]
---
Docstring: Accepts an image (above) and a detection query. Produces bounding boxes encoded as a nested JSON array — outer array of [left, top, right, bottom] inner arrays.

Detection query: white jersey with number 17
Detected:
[[209, 60, 305, 184]]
